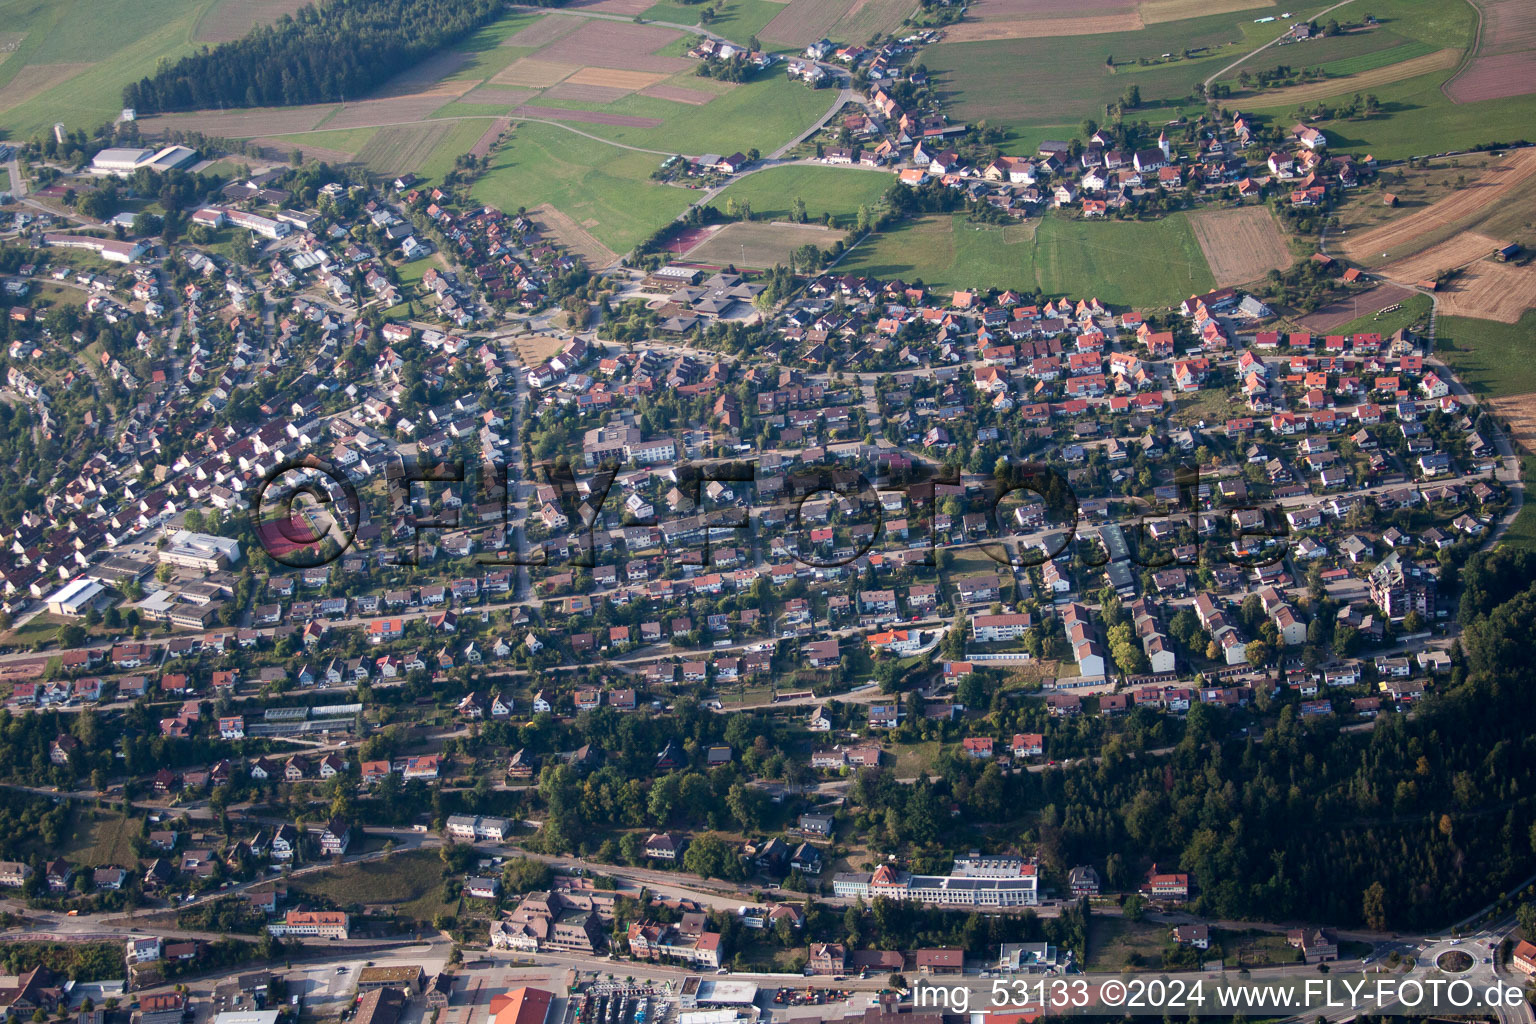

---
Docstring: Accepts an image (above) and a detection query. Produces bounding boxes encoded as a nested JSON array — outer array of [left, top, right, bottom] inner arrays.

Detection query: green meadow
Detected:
[[838, 212, 1214, 308]]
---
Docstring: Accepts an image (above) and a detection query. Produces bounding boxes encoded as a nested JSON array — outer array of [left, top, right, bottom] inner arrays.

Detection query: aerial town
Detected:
[[0, 0, 1535, 1022]]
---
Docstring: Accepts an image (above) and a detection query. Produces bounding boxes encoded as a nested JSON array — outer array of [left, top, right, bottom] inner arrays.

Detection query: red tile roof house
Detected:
[[915, 948, 965, 974], [1142, 864, 1190, 900]]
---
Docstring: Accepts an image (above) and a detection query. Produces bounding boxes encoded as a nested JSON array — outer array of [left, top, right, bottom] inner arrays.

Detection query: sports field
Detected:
[[839, 212, 1214, 308], [684, 220, 849, 268]]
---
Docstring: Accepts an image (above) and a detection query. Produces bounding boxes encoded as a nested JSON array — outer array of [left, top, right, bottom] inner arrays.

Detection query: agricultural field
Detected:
[[640, 0, 787, 47], [1307, 291, 1431, 337], [1443, 0, 1536, 103], [470, 121, 692, 254], [0, 0, 210, 137], [1237, 47, 1458, 106], [1437, 312, 1536, 400], [529, 201, 620, 267], [840, 212, 1214, 308], [705, 164, 894, 223], [919, 9, 1267, 132], [1245, 65, 1536, 160], [1187, 205, 1293, 287], [683, 220, 849, 268], [1380, 238, 1536, 323], [192, 0, 309, 43], [1339, 148, 1536, 265]]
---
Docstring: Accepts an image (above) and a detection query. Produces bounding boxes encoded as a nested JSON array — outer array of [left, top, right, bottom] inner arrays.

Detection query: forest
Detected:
[[121, 0, 547, 114]]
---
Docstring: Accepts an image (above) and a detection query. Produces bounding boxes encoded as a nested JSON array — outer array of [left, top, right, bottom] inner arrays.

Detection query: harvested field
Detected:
[[1445, 0, 1536, 102], [461, 86, 542, 107], [1433, 261, 1536, 323], [514, 333, 570, 365], [566, 67, 671, 90], [639, 83, 716, 104], [1241, 48, 1459, 106], [492, 58, 582, 88], [1297, 283, 1415, 331], [761, 0, 859, 46], [536, 21, 693, 73], [1141, 0, 1271, 23], [500, 13, 586, 47], [0, 63, 93, 113], [194, 0, 311, 43], [1339, 149, 1536, 264], [138, 105, 336, 138], [832, 0, 914, 41], [1381, 232, 1505, 283], [247, 138, 357, 164], [372, 49, 473, 97], [969, 0, 1137, 18], [541, 82, 635, 104], [531, 202, 619, 266], [1485, 392, 1536, 453], [470, 117, 513, 159], [355, 122, 455, 176], [1189, 206, 1291, 287], [939, 12, 1143, 40], [324, 92, 461, 130], [513, 105, 663, 127], [568, 0, 654, 12], [685, 220, 848, 268]]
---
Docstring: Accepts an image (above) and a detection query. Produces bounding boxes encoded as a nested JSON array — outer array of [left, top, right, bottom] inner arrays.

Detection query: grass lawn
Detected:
[[946, 546, 1007, 579], [5, 613, 67, 645], [1502, 457, 1536, 550], [470, 121, 692, 254], [1436, 312, 1536, 400], [1171, 385, 1241, 426], [1219, 929, 1303, 967], [290, 848, 456, 923], [889, 739, 939, 778], [57, 807, 139, 867], [840, 213, 1213, 308], [706, 164, 893, 224], [1086, 915, 1173, 971]]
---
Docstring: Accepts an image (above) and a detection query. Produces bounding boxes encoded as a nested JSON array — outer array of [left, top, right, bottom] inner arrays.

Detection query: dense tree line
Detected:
[[121, 0, 541, 113]]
